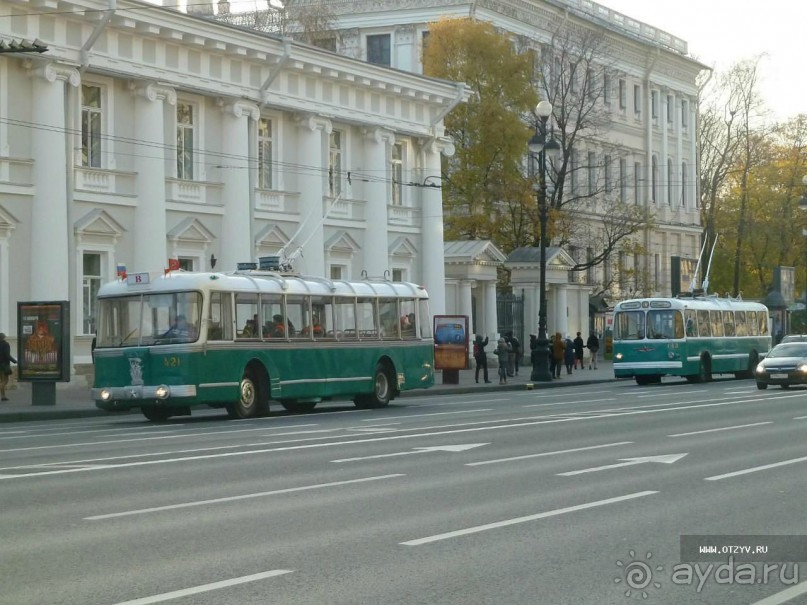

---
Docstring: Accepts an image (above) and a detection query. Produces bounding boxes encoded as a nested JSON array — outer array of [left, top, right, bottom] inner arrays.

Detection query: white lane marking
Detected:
[[794, 416, 807, 420], [400, 491, 658, 546], [86, 474, 406, 520], [668, 422, 773, 437], [749, 581, 807, 605], [723, 390, 757, 395], [466, 441, 633, 466], [637, 389, 708, 398], [361, 409, 493, 421], [0, 426, 183, 441], [523, 398, 616, 408], [558, 453, 687, 476], [705, 455, 807, 481], [110, 570, 294, 605], [333, 443, 488, 463]]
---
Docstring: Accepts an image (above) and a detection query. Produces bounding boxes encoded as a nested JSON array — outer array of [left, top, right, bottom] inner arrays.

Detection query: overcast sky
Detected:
[[597, 0, 805, 122]]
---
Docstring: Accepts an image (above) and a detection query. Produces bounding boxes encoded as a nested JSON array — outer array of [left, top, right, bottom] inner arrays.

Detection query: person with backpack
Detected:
[[506, 331, 521, 376], [472, 334, 491, 384], [494, 338, 511, 384]]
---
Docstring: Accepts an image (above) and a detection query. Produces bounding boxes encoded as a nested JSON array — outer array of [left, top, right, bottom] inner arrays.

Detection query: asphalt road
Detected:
[[3, 378, 807, 605]]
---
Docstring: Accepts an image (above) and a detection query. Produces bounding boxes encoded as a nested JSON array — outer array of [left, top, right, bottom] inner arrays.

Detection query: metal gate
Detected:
[[497, 292, 524, 344]]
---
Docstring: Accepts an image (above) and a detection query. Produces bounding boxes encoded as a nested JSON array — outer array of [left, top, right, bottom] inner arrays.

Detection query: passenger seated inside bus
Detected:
[[302, 313, 325, 337], [401, 312, 417, 336], [239, 319, 256, 338], [269, 314, 286, 338]]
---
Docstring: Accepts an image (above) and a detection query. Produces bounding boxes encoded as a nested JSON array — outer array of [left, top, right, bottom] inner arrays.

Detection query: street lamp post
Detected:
[[799, 175, 807, 329], [529, 100, 561, 382]]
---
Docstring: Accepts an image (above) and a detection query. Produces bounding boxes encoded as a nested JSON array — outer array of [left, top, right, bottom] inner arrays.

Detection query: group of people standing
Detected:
[[472, 330, 600, 384]]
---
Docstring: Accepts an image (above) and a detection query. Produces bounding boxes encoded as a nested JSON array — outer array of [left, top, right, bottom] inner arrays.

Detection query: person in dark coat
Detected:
[[587, 331, 600, 370], [552, 332, 565, 378], [564, 335, 575, 374], [473, 334, 491, 384], [507, 331, 521, 376], [573, 332, 585, 369], [0, 332, 17, 402]]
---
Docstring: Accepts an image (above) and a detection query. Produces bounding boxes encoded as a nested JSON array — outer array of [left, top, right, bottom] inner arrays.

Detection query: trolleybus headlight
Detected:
[[797, 364, 807, 373], [99, 389, 112, 401], [615, 353, 623, 361], [155, 385, 170, 399]]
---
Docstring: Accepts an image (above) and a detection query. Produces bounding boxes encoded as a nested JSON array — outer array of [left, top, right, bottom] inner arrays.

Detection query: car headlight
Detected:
[[798, 364, 807, 373], [615, 353, 623, 361], [755, 363, 765, 374]]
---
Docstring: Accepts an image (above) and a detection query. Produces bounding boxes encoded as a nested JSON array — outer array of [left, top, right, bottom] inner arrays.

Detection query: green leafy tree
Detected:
[[422, 18, 539, 251]]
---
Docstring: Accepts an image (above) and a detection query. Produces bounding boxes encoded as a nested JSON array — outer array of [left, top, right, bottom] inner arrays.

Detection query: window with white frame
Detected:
[[390, 142, 403, 205], [330, 265, 344, 280], [603, 73, 611, 105], [329, 130, 343, 196], [651, 90, 658, 120], [176, 102, 195, 180], [586, 247, 594, 284], [634, 161, 641, 203], [258, 117, 273, 190], [651, 155, 658, 202], [681, 99, 689, 128], [633, 84, 641, 115], [392, 268, 405, 282], [81, 85, 102, 168], [667, 158, 673, 205], [682, 162, 688, 206], [570, 150, 578, 195], [667, 95, 674, 124], [82, 252, 102, 334], [619, 158, 627, 202], [618, 79, 626, 109], [587, 151, 596, 195], [618, 251, 627, 290], [604, 154, 612, 193], [178, 257, 194, 271], [654, 253, 661, 290], [367, 34, 391, 66]]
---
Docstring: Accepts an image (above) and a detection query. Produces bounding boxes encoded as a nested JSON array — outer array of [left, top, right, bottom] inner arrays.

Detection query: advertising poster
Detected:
[[17, 301, 70, 381], [433, 315, 468, 371]]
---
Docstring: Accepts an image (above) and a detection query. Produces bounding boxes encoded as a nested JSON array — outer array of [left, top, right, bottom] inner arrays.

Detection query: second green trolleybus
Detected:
[[92, 266, 435, 420], [612, 295, 771, 385]]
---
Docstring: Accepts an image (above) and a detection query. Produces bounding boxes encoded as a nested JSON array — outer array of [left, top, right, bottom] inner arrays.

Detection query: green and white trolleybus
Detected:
[[92, 267, 435, 420], [612, 295, 771, 385]]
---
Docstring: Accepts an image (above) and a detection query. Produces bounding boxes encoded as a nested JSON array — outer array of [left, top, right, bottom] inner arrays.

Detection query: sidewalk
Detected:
[[0, 360, 615, 423]]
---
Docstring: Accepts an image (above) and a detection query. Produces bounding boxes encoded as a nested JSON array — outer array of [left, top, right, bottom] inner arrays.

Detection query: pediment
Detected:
[[444, 239, 506, 264], [0, 204, 19, 237], [325, 230, 361, 253], [254, 223, 290, 248], [389, 236, 418, 258], [167, 217, 214, 244], [74, 208, 125, 238]]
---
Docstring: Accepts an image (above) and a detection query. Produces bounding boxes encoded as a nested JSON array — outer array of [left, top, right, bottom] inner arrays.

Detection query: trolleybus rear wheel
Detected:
[[354, 363, 393, 409]]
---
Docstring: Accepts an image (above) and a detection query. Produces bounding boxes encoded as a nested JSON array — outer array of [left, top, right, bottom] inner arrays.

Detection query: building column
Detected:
[[31, 64, 79, 300], [421, 138, 453, 315], [294, 115, 330, 276], [362, 128, 394, 277], [132, 83, 175, 273], [220, 101, 259, 271], [484, 280, 498, 343], [661, 87, 669, 205], [459, 279, 473, 325], [556, 284, 569, 338]]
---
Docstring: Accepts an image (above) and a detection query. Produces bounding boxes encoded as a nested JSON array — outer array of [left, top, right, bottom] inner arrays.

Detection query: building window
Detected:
[[619, 158, 627, 202], [176, 102, 195, 180], [633, 84, 641, 115], [391, 142, 403, 205], [81, 85, 102, 168], [586, 247, 594, 284], [604, 255, 612, 285], [570, 150, 578, 195], [667, 95, 673, 124], [682, 162, 688, 207], [667, 158, 673, 205], [681, 99, 689, 128], [330, 265, 344, 280], [329, 130, 343, 196], [618, 79, 626, 109], [654, 253, 661, 290], [178, 257, 194, 271], [651, 90, 658, 119], [258, 117, 273, 189], [367, 34, 391, 66], [651, 155, 658, 202], [587, 151, 596, 195], [392, 268, 404, 282], [604, 154, 612, 193], [603, 73, 611, 105], [634, 161, 641, 203], [619, 251, 627, 290], [82, 253, 102, 335]]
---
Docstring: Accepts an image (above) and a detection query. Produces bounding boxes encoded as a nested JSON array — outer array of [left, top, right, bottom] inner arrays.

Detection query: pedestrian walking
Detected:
[[0, 332, 17, 402], [494, 338, 511, 384], [508, 331, 521, 376], [573, 332, 585, 369], [552, 331, 565, 378], [504, 332, 515, 377], [473, 335, 491, 384], [564, 335, 575, 374], [587, 331, 600, 370]]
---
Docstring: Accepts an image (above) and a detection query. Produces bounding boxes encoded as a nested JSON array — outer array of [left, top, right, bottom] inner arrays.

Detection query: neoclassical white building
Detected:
[[0, 0, 470, 367], [256, 0, 708, 341]]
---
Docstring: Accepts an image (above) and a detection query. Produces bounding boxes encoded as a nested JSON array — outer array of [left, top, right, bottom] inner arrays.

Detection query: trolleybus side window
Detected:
[[286, 296, 305, 339], [400, 299, 417, 338], [208, 291, 232, 340], [418, 299, 432, 338], [758, 311, 769, 335], [235, 293, 259, 338], [685, 310, 697, 337], [697, 310, 711, 337], [153, 292, 201, 343], [379, 298, 399, 339], [304, 296, 333, 339], [723, 311, 735, 337], [735, 311, 747, 336], [710, 310, 724, 337], [615, 310, 645, 340], [335, 297, 357, 340], [747, 312, 758, 336], [356, 297, 378, 339], [647, 309, 683, 339]]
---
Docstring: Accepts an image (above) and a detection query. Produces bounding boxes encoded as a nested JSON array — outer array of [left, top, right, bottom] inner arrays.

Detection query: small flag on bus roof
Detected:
[[167, 258, 181, 271]]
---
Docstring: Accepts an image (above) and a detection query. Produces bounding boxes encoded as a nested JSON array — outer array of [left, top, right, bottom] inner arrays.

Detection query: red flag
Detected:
[[168, 258, 181, 271]]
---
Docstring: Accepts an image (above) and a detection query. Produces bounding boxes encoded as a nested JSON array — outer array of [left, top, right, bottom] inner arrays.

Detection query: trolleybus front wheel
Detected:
[[141, 406, 171, 422], [227, 371, 267, 419]]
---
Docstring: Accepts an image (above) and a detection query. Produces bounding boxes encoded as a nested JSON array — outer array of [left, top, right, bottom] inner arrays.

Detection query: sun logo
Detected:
[[615, 550, 664, 598]]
